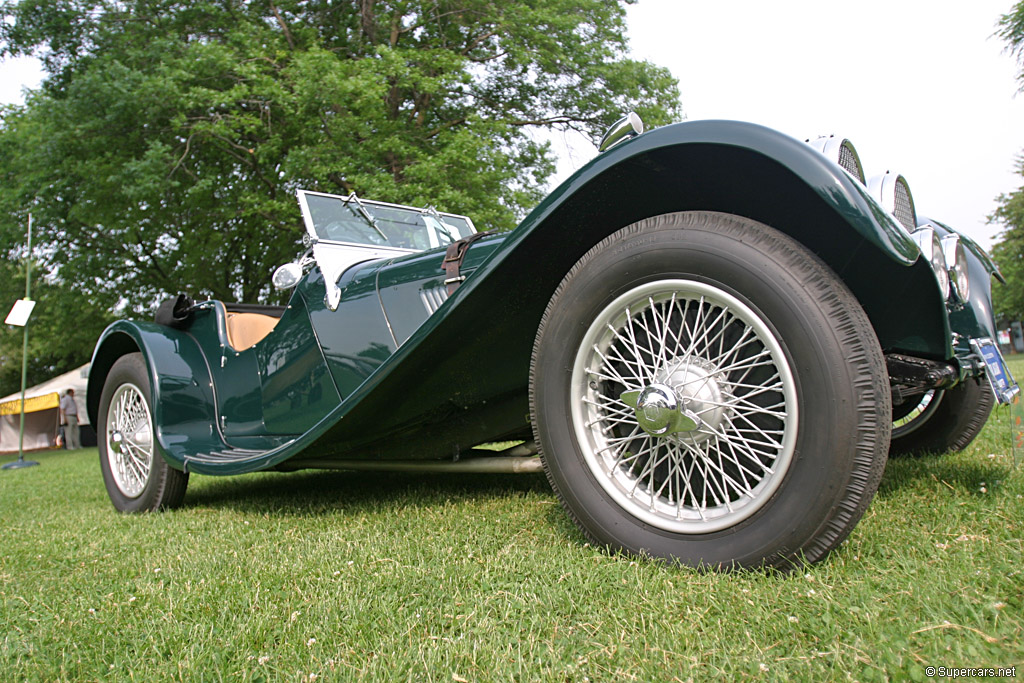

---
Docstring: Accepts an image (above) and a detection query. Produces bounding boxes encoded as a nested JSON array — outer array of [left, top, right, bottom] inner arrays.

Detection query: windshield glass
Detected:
[[299, 191, 475, 251]]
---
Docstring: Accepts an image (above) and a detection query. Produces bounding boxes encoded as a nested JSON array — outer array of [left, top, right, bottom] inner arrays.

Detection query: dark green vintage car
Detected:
[[87, 115, 1018, 569]]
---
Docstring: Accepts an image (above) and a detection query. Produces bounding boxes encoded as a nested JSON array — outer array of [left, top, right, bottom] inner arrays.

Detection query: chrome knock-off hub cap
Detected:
[[572, 279, 798, 534], [624, 383, 701, 435]]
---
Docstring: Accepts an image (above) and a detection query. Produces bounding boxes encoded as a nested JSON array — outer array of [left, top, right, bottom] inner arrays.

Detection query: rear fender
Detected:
[[87, 320, 220, 468]]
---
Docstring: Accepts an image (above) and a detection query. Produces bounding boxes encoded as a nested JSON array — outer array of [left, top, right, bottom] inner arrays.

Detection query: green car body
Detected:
[[88, 118, 1012, 569]]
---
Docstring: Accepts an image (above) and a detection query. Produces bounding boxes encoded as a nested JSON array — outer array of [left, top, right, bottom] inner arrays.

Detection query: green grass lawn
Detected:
[[3, 372, 1024, 681]]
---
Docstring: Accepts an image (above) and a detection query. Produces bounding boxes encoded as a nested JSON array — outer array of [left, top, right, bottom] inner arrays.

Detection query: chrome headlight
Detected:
[[910, 226, 950, 299], [868, 171, 917, 233], [806, 135, 866, 184], [940, 233, 970, 302]]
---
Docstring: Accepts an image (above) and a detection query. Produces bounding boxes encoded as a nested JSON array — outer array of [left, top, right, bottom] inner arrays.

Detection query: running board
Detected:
[[277, 455, 543, 475], [184, 442, 295, 468]]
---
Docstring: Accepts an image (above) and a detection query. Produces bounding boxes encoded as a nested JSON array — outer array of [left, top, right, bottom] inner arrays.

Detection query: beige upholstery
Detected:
[[225, 312, 280, 352]]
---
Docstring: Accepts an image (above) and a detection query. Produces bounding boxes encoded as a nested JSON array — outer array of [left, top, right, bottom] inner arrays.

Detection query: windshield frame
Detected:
[[296, 189, 476, 252]]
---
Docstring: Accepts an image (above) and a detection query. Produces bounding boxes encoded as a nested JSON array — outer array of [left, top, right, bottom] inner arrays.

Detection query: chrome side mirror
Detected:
[[272, 262, 304, 290]]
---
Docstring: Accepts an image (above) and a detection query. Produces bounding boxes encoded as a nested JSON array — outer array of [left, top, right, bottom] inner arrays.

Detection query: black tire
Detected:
[[98, 353, 189, 512], [889, 378, 995, 456], [529, 212, 890, 570]]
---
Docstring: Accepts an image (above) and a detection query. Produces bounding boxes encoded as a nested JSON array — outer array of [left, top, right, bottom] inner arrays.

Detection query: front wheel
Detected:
[[98, 353, 189, 512], [530, 212, 890, 569]]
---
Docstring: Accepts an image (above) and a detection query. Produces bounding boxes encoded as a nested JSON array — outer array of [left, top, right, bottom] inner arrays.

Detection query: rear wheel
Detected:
[[889, 379, 994, 456], [98, 353, 189, 512], [530, 212, 890, 569]]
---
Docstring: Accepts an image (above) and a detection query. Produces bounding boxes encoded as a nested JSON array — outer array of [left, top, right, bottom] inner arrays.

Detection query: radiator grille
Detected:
[[893, 178, 916, 231], [838, 142, 865, 183]]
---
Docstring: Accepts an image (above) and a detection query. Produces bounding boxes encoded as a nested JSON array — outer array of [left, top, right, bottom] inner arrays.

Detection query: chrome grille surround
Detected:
[[806, 135, 866, 184], [868, 171, 918, 233]]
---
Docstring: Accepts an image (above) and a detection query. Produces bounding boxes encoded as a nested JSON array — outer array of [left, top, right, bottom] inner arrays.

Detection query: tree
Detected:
[[998, 2, 1024, 91], [990, 160, 1024, 320], [0, 0, 682, 312], [989, 3, 1024, 319]]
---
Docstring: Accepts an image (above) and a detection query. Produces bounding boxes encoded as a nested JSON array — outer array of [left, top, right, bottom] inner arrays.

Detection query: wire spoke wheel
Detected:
[[105, 382, 154, 498], [889, 379, 994, 456], [891, 390, 942, 439], [571, 280, 798, 533], [98, 353, 189, 512], [531, 212, 890, 568]]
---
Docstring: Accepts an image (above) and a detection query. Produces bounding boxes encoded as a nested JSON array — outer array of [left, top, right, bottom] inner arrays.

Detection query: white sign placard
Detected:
[[5, 299, 36, 327]]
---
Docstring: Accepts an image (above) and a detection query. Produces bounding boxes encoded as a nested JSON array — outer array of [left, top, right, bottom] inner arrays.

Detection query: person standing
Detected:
[[60, 388, 81, 450]]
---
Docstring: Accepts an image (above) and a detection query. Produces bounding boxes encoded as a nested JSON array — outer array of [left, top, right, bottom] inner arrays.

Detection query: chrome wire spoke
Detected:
[[688, 304, 731, 359], [608, 427, 648, 472], [706, 416, 780, 474], [601, 339, 650, 387], [571, 279, 798, 533], [718, 402, 787, 447], [622, 306, 659, 385], [105, 383, 155, 499], [692, 420, 776, 480]]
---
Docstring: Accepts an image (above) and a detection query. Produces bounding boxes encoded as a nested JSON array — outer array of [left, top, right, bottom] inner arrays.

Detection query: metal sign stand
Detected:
[[3, 214, 39, 471]]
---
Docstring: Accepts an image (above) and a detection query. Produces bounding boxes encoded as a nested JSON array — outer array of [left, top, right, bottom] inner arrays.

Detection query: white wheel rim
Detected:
[[892, 390, 942, 438], [570, 279, 799, 534], [105, 383, 154, 498]]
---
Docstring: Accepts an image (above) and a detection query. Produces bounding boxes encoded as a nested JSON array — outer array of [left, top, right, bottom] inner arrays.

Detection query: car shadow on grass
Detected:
[[874, 453, 1015, 500], [183, 467, 553, 516]]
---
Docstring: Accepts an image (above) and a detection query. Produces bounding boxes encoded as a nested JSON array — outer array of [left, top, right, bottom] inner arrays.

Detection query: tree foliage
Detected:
[[990, 159, 1024, 320], [998, 2, 1024, 91], [989, 2, 1024, 319], [0, 0, 682, 313]]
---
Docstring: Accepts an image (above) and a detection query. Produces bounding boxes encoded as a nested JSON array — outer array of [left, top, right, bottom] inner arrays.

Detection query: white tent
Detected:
[[0, 364, 90, 453]]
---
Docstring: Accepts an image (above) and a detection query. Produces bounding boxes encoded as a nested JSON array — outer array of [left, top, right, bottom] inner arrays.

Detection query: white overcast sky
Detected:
[[3, 0, 1023, 249]]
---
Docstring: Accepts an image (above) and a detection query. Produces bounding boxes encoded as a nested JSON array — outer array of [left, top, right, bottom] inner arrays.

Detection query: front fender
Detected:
[[496, 119, 949, 358], [88, 320, 220, 469], [290, 122, 953, 463]]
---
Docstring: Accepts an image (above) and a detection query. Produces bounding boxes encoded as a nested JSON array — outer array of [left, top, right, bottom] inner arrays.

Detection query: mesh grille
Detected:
[[893, 179, 916, 231], [838, 143, 864, 183]]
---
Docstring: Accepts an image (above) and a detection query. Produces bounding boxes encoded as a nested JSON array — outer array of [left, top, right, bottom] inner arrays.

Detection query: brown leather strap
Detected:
[[442, 231, 494, 295]]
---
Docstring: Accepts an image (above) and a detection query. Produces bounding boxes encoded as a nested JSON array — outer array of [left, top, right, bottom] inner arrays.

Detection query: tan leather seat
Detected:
[[225, 312, 279, 351]]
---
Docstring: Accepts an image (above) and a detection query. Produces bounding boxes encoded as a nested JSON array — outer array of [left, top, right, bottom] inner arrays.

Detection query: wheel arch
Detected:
[[502, 120, 949, 359], [87, 320, 218, 468], [87, 325, 143, 426]]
